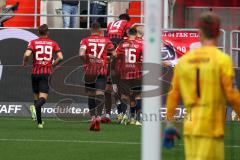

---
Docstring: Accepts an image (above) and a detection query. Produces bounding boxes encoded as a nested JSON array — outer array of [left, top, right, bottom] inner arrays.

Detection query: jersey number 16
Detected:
[[125, 48, 137, 63]]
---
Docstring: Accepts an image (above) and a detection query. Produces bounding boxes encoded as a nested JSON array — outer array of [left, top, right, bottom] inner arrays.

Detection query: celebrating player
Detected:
[[22, 24, 63, 128], [79, 22, 114, 131], [136, 25, 144, 42], [103, 13, 132, 123], [107, 13, 132, 47], [114, 27, 143, 125], [165, 12, 240, 160]]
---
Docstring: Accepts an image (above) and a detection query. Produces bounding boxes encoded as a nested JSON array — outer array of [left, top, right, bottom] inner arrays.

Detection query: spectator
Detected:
[[80, 10, 87, 28], [62, 0, 79, 28], [90, 1, 107, 28]]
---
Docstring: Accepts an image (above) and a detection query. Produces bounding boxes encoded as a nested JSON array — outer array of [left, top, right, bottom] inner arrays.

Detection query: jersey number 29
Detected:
[[36, 45, 53, 61]]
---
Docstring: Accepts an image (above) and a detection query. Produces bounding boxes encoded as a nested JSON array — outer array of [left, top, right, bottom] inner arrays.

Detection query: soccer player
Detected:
[[165, 12, 240, 160], [22, 24, 63, 128], [114, 27, 143, 125], [104, 13, 132, 123], [107, 13, 132, 47], [136, 25, 144, 42], [79, 22, 114, 131]]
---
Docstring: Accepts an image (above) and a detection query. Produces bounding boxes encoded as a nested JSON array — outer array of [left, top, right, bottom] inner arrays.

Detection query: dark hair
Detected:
[[197, 12, 220, 39], [119, 13, 130, 21], [38, 24, 49, 36], [128, 27, 137, 36], [91, 22, 101, 32]]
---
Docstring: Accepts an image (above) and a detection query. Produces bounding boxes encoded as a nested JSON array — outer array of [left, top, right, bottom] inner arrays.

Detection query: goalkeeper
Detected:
[[165, 12, 240, 160]]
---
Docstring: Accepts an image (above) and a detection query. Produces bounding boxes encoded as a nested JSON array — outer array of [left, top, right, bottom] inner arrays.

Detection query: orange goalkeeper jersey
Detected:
[[166, 46, 240, 137]]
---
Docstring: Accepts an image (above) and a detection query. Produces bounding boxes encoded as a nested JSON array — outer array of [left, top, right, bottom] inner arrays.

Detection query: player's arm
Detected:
[[22, 49, 32, 67], [79, 39, 87, 61], [53, 51, 63, 67], [166, 65, 181, 121], [111, 44, 122, 69], [113, 43, 123, 57], [123, 22, 132, 37], [221, 57, 240, 118], [106, 41, 115, 56], [111, 50, 117, 57], [52, 43, 63, 67], [79, 46, 86, 60]]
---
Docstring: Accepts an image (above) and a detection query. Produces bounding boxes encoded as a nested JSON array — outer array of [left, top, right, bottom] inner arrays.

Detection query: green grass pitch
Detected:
[[0, 117, 239, 160]]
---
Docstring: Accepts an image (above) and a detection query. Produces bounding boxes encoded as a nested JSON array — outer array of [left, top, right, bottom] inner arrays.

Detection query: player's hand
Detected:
[[88, 54, 95, 59], [112, 84, 118, 93], [163, 125, 181, 149], [162, 60, 172, 67]]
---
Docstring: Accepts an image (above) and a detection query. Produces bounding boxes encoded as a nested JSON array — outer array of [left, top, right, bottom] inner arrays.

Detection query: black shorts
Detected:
[[110, 38, 123, 49], [85, 75, 107, 91], [31, 74, 50, 94]]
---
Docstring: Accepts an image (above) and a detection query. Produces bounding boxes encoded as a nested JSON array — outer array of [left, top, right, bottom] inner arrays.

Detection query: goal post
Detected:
[[142, 0, 162, 160]]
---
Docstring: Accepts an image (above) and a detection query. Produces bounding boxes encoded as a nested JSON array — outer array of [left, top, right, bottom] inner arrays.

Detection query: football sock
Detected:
[[35, 97, 46, 124], [105, 91, 112, 115], [136, 99, 142, 111], [88, 96, 96, 117], [136, 99, 142, 121], [117, 104, 122, 114], [130, 106, 136, 118], [120, 102, 128, 114], [122, 103, 128, 114], [95, 94, 105, 116], [34, 100, 37, 106]]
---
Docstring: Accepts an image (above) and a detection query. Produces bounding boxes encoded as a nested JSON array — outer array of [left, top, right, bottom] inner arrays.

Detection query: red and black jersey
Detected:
[[135, 36, 144, 45], [115, 39, 143, 80], [80, 35, 114, 76], [27, 37, 61, 75], [107, 20, 132, 39]]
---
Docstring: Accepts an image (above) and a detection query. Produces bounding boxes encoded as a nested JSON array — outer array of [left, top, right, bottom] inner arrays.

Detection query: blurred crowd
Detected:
[[61, 0, 108, 28]]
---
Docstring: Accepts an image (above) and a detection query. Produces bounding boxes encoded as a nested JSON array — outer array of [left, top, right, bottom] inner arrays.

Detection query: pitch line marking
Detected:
[[0, 139, 239, 148], [0, 138, 140, 145]]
